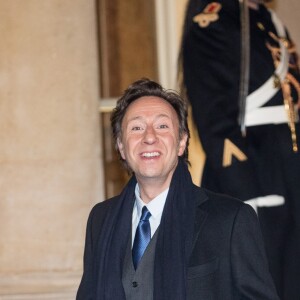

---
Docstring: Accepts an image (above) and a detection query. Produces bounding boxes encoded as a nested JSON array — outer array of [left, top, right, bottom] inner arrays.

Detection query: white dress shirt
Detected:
[[131, 183, 169, 247]]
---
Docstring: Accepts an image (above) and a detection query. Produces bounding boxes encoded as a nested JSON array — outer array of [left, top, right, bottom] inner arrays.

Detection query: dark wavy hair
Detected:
[[111, 78, 190, 171]]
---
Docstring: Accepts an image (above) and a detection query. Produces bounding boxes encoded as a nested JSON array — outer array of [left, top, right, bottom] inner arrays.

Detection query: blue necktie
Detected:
[[132, 206, 151, 269]]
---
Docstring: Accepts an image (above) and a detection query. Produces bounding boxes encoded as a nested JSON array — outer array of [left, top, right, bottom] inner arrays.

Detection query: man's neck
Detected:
[[137, 178, 171, 204]]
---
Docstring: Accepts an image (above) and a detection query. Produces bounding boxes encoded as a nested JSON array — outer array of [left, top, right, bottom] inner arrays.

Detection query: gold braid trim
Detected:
[[286, 73, 300, 108], [281, 80, 298, 152], [267, 31, 299, 152]]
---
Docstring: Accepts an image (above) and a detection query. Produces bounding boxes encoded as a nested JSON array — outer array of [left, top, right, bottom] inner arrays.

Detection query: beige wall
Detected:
[[0, 0, 103, 298]]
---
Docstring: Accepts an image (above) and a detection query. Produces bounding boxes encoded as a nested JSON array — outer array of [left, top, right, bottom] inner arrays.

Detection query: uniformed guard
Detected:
[[181, 0, 300, 299]]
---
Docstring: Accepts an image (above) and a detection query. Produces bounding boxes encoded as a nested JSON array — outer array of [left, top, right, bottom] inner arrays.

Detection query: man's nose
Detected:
[[143, 127, 157, 144]]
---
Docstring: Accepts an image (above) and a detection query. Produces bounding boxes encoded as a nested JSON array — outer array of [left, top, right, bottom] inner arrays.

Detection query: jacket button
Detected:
[[132, 281, 138, 288]]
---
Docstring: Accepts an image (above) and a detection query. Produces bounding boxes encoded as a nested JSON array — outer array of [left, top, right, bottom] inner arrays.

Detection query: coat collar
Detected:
[[193, 185, 209, 207], [190, 185, 209, 254]]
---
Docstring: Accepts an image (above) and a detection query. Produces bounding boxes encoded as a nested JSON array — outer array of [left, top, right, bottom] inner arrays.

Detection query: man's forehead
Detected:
[[126, 96, 174, 111], [123, 97, 177, 120]]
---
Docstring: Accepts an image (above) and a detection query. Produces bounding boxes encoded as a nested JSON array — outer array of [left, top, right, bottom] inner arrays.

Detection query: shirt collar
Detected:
[[134, 183, 169, 219]]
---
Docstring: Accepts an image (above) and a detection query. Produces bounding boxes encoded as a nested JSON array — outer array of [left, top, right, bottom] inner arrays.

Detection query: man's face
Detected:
[[117, 96, 187, 185]]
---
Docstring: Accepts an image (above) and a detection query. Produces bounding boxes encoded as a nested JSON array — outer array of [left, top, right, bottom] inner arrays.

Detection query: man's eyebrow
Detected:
[[127, 116, 142, 122]]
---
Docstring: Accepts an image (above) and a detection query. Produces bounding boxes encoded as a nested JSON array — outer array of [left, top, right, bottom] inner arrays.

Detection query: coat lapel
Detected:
[[190, 186, 209, 254]]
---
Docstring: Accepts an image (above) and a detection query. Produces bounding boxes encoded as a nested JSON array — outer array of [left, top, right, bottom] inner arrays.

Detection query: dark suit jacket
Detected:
[[77, 185, 279, 299]]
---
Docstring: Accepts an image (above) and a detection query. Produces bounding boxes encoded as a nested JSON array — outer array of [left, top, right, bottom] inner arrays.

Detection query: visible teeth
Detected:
[[142, 152, 160, 157]]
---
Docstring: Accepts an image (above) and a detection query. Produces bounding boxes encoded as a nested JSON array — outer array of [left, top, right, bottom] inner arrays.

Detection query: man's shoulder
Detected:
[[84, 195, 122, 238], [193, 186, 258, 234], [194, 185, 255, 217], [91, 195, 121, 216], [203, 188, 243, 205]]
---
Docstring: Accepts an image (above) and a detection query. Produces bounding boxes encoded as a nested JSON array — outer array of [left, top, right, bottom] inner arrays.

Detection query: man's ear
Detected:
[[117, 138, 126, 160], [177, 133, 188, 156]]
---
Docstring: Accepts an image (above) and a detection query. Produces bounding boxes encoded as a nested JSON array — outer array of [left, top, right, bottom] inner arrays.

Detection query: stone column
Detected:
[[0, 0, 103, 298]]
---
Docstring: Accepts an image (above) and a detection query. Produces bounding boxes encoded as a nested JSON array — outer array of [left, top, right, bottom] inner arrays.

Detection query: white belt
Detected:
[[245, 105, 298, 127]]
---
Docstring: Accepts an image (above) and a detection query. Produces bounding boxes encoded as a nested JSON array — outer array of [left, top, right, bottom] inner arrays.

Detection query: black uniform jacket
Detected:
[[182, 0, 300, 201], [77, 185, 279, 299]]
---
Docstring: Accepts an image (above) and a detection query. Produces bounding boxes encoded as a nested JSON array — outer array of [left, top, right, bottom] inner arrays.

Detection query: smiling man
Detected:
[[76, 79, 279, 300], [117, 95, 187, 203]]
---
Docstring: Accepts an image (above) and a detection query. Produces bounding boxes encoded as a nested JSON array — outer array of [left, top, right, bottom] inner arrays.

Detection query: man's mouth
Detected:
[[141, 151, 160, 158]]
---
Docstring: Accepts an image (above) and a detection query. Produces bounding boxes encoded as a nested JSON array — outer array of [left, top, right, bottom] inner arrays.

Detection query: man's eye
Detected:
[[158, 124, 168, 129], [132, 126, 142, 131]]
